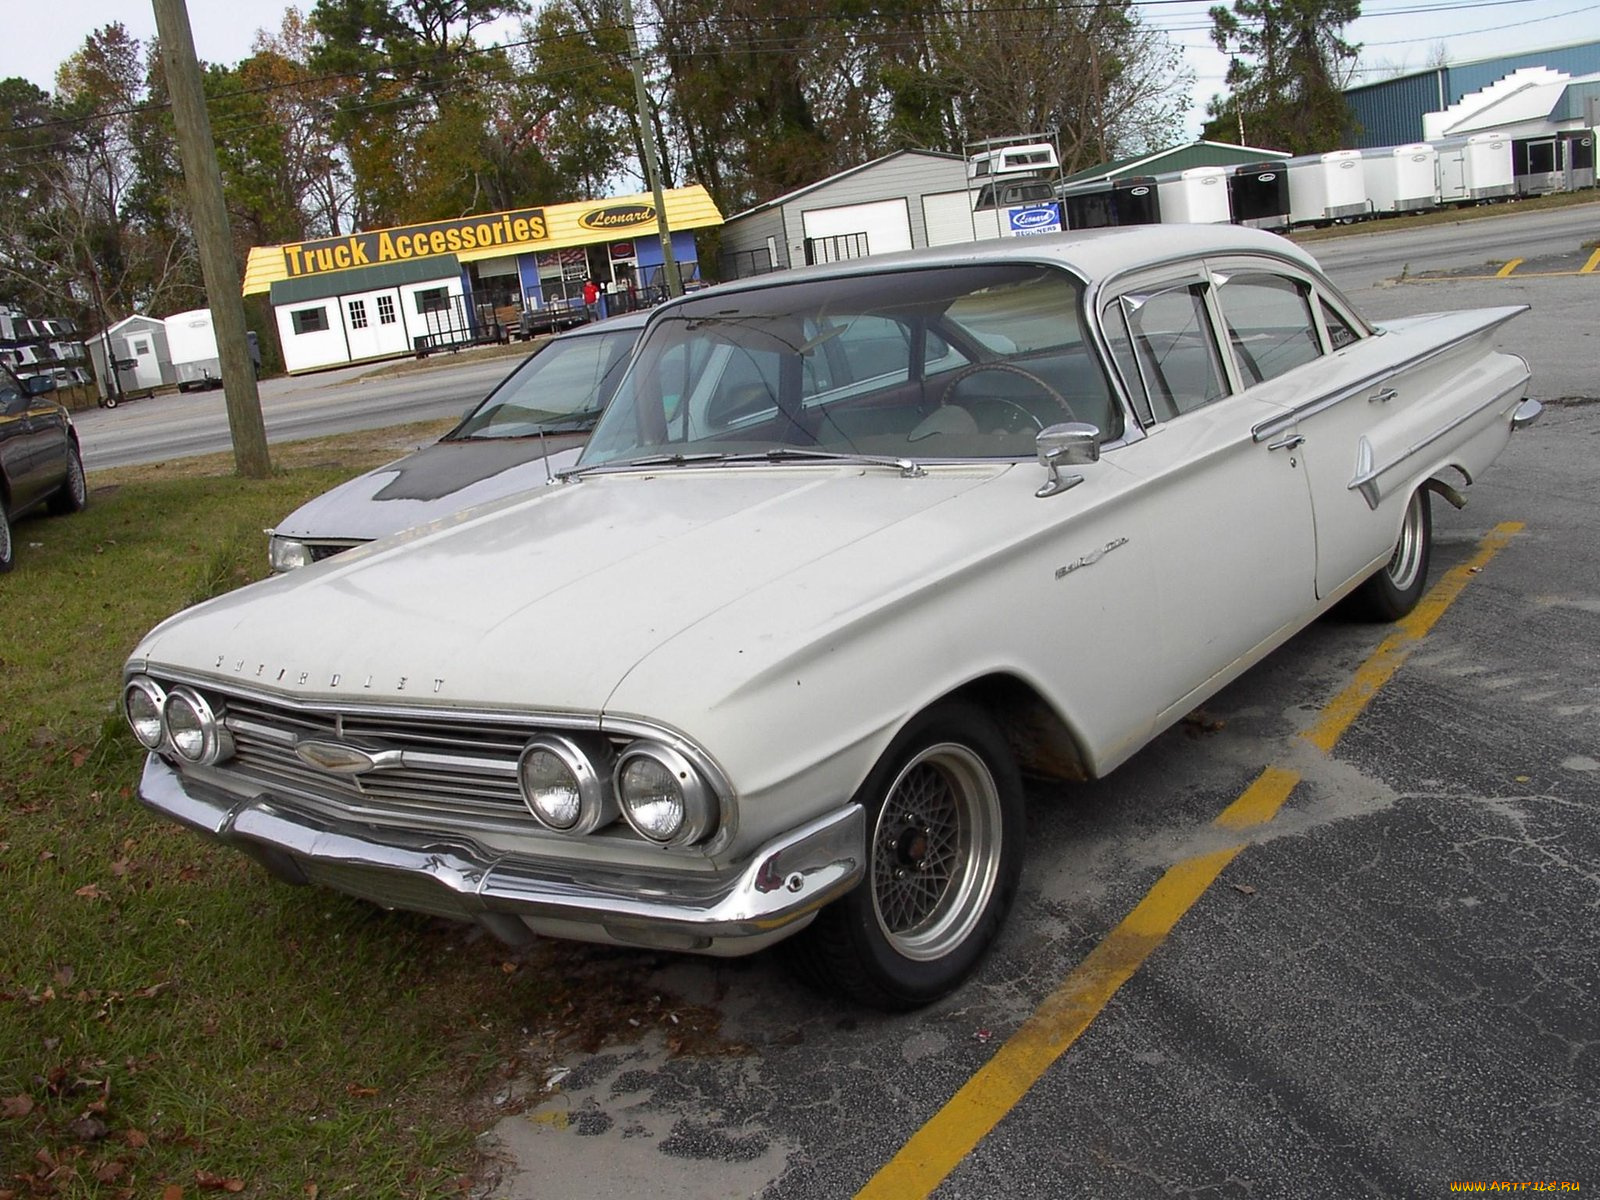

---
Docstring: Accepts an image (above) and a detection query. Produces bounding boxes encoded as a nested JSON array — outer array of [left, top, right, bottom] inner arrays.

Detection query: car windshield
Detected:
[[450, 326, 638, 440], [579, 262, 1118, 468]]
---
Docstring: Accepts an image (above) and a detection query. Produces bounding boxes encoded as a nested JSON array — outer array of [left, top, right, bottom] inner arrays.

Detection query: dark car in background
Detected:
[[0, 362, 87, 572], [267, 310, 647, 571]]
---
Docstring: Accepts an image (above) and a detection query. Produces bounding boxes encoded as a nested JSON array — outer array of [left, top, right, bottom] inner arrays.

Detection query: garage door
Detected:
[[800, 199, 912, 263], [922, 191, 1002, 246]]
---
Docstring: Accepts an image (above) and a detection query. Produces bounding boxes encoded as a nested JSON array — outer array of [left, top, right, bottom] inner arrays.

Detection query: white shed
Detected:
[[269, 258, 467, 374]]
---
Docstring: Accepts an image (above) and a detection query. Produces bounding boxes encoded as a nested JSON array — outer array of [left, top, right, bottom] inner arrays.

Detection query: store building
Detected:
[[243, 185, 723, 373]]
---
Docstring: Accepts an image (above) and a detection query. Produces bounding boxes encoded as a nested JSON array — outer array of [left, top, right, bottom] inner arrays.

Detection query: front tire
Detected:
[[788, 700, 1023, 1010], [1348, 487, 1431, 621], [48, 443, 88, 515]]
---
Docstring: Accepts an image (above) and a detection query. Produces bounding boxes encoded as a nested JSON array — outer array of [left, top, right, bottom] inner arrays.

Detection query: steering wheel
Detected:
[[937, 362, 1076, 425]]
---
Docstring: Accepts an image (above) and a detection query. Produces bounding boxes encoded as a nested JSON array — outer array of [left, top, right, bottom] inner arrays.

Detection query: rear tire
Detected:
[[48, 443, 88, 515], [1347, 488, 1431, 621], [787, 699, 1023, 1010]]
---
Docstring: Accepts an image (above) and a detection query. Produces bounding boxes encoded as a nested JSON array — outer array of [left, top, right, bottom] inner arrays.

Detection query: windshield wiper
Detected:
[[557, 451, 734, 480], [559, 447, 928, 482], [716, 447, 926, 477]]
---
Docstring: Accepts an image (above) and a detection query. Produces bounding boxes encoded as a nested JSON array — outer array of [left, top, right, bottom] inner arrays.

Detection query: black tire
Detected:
[[47, 442, 88, 515], [103, 394, 118, 409], [787, 699, 1024, 1010], [0, 497, 13, 573], [1347, 487, 1431, 621]]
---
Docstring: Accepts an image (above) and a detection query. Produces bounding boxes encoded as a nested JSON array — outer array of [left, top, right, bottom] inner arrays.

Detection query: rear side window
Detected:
[[1215, 274, 1321, 385]]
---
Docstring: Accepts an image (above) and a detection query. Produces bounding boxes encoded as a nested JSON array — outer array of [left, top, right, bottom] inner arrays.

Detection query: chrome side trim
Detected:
[[137, 754, 864, 950], [1251, 305, 1530, 443], [1347, 375, 1529, 509]]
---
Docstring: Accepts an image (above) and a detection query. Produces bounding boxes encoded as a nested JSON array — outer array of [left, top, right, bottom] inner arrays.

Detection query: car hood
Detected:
[[134, 464, 1016, 717], [272, 434, 589, 543]]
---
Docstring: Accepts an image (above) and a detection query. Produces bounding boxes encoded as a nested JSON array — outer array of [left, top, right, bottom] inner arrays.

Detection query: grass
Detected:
[[0, 434, 738, 1199]]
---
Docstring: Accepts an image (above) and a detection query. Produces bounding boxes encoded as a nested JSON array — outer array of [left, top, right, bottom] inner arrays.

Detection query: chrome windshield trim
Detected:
[[1251, 305, 1529, 444]]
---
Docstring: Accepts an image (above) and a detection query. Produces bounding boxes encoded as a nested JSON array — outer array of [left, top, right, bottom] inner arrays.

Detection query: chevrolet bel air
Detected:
[[123, 226, 1537, 1009]]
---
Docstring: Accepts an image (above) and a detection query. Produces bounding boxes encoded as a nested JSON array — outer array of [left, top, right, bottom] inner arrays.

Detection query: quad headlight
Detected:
[[123, 677, 167, 749], [268, 535, 314, 572], [517, 736, 615, 835], [160, 687, 233, 766], [614, 743, 716, 847]]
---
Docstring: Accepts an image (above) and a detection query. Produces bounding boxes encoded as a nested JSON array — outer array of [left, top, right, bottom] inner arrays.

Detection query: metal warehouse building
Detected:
[[716, 150, 976, 278], [1346, 38, 1600, 147]]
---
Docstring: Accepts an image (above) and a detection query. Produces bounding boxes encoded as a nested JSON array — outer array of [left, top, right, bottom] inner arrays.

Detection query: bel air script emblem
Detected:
[[1055, 537, 1129, 580]]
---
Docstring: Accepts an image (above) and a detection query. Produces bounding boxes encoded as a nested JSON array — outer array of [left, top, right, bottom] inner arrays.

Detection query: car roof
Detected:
[[659, 225, 1324, 312], [555, 309, 650, 339]]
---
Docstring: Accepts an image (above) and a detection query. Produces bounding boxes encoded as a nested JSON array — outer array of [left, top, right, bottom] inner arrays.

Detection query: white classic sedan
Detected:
[[123, 226, 1536, 1009]]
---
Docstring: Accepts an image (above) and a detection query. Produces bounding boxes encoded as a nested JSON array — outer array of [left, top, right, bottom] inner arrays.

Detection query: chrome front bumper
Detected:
[[139, 754, 865, 955]]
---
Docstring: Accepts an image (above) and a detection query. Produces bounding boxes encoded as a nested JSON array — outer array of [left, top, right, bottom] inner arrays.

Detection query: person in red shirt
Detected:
[[582, 278, 600, 320]]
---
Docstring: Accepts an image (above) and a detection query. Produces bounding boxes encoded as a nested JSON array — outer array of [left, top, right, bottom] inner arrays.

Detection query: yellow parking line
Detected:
[[857, 521, 1524, 1200], [1582, 247, 1600, 275], [1495, 259, 1524, 278]]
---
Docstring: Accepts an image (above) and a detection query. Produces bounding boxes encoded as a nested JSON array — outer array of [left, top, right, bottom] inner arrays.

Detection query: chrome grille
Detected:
[[215, 693, 542, 827]]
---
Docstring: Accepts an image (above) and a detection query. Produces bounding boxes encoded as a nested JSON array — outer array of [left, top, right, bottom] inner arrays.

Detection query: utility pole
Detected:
[[620, 0, 682, 299], [151, 0, 271, 477]]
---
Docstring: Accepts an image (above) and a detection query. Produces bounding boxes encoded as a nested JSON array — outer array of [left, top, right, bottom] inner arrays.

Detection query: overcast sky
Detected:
[[3, 0, 1596, 145]]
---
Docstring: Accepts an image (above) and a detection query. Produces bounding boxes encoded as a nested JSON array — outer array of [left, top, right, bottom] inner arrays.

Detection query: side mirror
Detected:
[[23, 375, 57, 396], [1035, 422, 1101, 498]]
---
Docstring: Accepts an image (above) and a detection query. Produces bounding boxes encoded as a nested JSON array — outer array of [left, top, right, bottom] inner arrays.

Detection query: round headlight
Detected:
[[615, 743, 715, 846], [269, 535, 314, 572], [123, 677, 167, 749], [161, 687, 233, 766], [518, 736, 613, 835]]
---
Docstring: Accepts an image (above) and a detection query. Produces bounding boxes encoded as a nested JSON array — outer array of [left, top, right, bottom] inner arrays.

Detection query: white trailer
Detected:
[[164, 308, 221, 391], [1362, 144, 1439, 214], [1436, 133, 1515, 204], [1286, 150, 1370, 226], [1154, 166, 1231, 224]]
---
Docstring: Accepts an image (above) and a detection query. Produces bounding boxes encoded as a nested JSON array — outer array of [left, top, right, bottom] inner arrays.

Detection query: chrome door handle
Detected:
[[1369, 387, 1398, 403], [1267, 433, 1305, 452]]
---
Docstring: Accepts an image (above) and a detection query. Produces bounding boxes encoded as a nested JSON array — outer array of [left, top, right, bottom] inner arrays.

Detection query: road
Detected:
[[75, 349, 521, 471], [72, 200, 1600, 472]]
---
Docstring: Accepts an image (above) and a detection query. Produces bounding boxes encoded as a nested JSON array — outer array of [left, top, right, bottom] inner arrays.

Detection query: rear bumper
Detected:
[[138, 753, 865, 955]]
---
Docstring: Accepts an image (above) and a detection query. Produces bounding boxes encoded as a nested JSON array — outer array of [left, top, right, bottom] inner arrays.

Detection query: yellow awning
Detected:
[[243, 185, 724, 297]]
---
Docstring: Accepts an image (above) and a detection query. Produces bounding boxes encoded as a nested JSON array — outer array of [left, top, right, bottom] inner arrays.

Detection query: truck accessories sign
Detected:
[[283, 208, 549, 277]]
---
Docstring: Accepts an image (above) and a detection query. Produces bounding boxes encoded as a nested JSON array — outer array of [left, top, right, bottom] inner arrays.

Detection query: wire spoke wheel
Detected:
[[869, 742, 1003, 963]]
